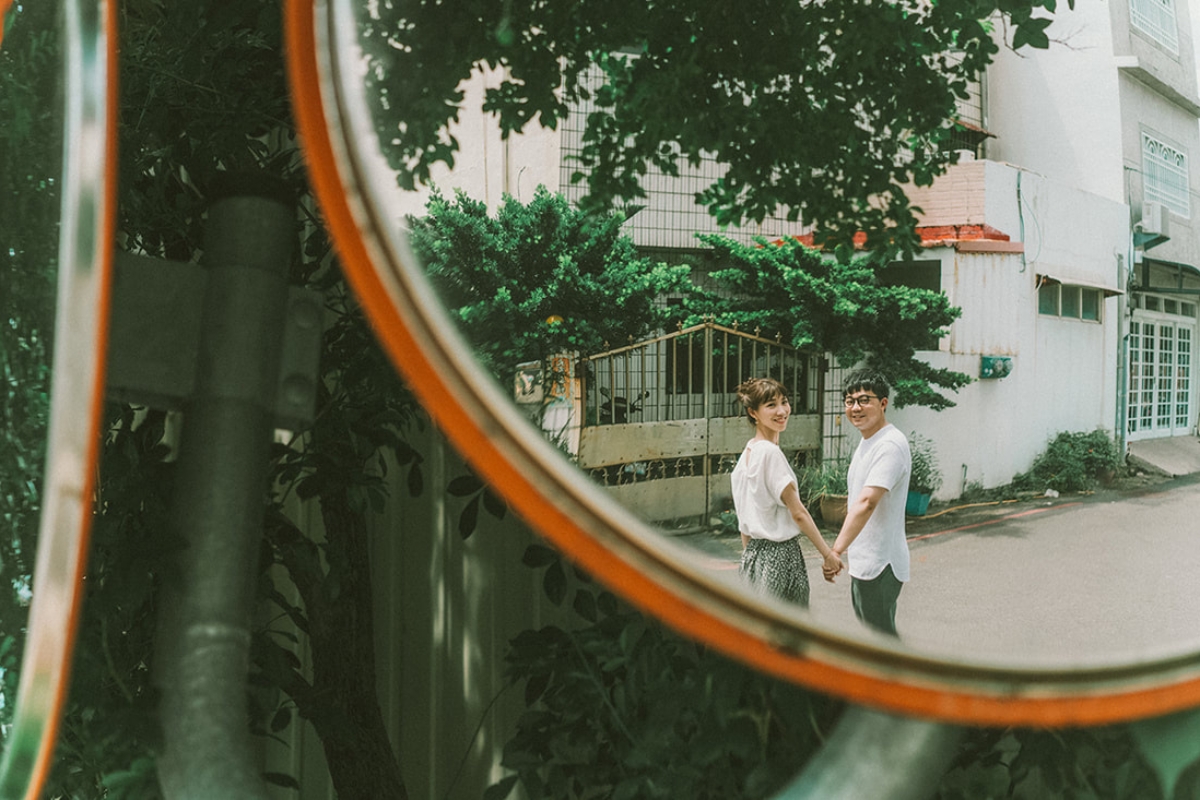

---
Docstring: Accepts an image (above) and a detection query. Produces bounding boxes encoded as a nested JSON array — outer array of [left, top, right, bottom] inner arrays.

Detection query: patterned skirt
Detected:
[[740, 536, 810, 607]]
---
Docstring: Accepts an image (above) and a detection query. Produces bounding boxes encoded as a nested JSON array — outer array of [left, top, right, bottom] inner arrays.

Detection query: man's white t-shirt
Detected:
[[731, 439, 798, 543], [846, 423, 911, 581]]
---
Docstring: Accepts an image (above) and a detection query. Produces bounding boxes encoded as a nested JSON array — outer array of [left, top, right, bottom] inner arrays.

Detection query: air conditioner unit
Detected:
[[1141, 201, 1168, 237], [1135, 201, 1170, 249]]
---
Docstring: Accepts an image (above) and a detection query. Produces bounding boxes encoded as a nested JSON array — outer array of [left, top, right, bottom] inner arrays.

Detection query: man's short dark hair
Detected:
[[842, 370, 892, 400]]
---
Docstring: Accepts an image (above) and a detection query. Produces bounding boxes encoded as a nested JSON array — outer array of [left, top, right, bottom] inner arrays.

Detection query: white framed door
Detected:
[[1128, 312, 1195, 439]]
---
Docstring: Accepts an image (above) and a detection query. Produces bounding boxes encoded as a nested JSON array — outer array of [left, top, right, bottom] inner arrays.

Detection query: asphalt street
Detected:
[[681, 474, 1200, 669]]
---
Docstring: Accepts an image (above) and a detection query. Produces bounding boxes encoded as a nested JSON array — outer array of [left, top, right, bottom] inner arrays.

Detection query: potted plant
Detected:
[[797, 459, 849, 524], [907, 433, 942, 516]]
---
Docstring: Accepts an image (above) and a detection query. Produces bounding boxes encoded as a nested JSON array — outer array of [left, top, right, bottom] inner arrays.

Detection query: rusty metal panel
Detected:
[[577, 418, 708, 468], [708, 414, 821, 455], [604, 476, 707, 522]]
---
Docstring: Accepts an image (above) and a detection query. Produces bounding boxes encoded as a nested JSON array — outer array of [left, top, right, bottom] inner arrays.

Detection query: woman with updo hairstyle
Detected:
[[730, 377, 842, 606]]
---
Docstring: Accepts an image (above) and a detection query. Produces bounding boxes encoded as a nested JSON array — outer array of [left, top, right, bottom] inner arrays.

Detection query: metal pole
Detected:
[[154, 174, 295, 800], [771, 706, 964, 800]]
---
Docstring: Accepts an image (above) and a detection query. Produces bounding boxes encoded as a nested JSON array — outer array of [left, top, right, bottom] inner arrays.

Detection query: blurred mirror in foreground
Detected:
[[325, 0, 1200, 670], [0, 0, 113, 793]]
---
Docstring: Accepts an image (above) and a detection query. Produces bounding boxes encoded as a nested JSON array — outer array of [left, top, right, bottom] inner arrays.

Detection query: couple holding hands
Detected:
[[730, 371, 912, 637]]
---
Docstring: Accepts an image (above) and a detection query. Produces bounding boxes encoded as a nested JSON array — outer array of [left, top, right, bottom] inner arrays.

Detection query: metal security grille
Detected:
[[1143, 133, 1190, 217], [1129, 320, 1153, 434], [1130, 0, 1180, 53], [1177, 327, 1193, 429], [558, 65, 809, 250], [579, 321, 817, 426]]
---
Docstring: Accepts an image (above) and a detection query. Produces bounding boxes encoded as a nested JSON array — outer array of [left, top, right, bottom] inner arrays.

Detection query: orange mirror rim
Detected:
[[284, 0, 1200, 726], [0, 0, 116, 796]]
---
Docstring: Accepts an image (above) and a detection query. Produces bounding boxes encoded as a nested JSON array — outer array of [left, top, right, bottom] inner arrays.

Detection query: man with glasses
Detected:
[[825, 370, 912, 636]]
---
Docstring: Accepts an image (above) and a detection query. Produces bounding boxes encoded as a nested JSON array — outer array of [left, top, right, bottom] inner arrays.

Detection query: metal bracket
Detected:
[[106, 251, 322, 430]]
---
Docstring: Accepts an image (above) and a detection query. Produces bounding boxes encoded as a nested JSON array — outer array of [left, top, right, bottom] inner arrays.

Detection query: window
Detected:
[[1038, 283, 1059, 315], [1143, 133, 1190, 217], [1130, 0, 1180, 52], [1038, 281, 1104, 322], [1061, 287, 1081, 318]]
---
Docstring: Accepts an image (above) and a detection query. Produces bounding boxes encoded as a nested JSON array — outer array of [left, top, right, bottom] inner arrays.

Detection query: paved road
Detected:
[[684, 475, 1200, 669]]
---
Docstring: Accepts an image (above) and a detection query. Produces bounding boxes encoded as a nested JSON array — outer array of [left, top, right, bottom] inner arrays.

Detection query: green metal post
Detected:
[[153, 174, 295, 800], [771, 706, 964, 800]]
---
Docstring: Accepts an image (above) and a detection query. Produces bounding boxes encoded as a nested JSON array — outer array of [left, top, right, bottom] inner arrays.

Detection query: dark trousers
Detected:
[[851, 563, 903, 637]]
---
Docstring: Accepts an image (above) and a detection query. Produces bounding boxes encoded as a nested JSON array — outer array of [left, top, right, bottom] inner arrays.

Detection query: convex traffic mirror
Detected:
[[286, 0, 1200, 726]]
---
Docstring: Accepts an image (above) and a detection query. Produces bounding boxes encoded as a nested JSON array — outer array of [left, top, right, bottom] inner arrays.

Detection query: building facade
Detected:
[[984, 0, 1200, 449], [889, 161, 1127, 495]]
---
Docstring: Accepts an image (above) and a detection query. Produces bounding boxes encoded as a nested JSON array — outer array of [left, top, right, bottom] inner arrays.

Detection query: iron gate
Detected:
[[576, 321, 824, 529]]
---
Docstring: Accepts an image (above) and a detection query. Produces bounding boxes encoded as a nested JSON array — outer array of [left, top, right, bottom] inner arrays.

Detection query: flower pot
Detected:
[[906, 490, 932, 516], [819, 493, 848, 525]]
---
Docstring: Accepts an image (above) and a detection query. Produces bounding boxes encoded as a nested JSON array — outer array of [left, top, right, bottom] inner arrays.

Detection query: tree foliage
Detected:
[[360, 0, 1073, 253], [494, 545, 845, 800], [407, 192, 965, 410], [407, 187, 692, 381], [687, 235, 970, 408]]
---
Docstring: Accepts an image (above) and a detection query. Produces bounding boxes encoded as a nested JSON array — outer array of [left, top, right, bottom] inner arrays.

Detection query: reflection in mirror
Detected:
[[0, 0, 65, 736], [323, 0, 1200, 669]]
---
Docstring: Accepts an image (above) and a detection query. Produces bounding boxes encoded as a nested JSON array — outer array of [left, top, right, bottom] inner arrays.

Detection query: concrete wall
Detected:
[[984, 2, 1125, 202], [1119, 77, 1200, 268], [892, 162, 1126, 496], [373, 66, 564, 222], [985, 0, 1200, 271]]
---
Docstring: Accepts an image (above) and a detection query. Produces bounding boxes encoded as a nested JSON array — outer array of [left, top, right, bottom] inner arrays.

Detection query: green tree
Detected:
[[407, 187, 692, 382], [359, 0, 1072, 253], [689, 235, 969, 409]]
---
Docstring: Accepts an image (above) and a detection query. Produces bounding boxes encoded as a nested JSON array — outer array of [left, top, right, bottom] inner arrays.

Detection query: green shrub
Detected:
[[1011, 430, 1123, 493]]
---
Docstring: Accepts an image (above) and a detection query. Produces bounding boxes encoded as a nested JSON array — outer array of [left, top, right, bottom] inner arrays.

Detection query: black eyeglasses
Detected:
[[843, 394, 879, 409]]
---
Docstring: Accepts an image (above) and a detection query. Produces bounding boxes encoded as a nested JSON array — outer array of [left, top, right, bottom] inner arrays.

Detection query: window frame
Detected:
[[1142, 132, 1190, 218], [1130, 0, 1180, 53], [1038, 281, 1104, 323]]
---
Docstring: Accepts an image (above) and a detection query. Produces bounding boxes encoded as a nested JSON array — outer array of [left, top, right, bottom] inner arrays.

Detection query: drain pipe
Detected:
[[153, 174, 295, 800], [1115, 250, 1131, 458]]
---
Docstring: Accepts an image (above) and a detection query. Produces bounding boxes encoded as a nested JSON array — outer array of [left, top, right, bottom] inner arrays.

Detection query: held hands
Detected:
[[822, 550, 843, 583]]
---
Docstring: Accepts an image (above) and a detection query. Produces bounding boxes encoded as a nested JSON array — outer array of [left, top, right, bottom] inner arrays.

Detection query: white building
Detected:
[[888, 0, 1200, 495], [888, 161, 1127, 495]]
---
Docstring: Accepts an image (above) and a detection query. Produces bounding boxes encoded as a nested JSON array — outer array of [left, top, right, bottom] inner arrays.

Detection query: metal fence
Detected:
[[575, 322, 823, 528], [579, 321, 820, 428]]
